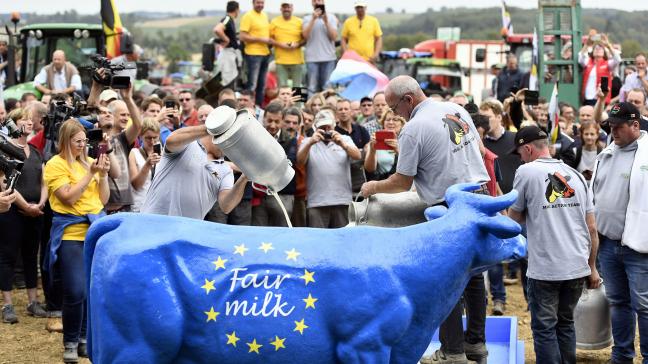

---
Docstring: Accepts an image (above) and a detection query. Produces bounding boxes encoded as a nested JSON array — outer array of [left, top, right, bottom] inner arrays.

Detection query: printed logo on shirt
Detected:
[[443, 113, 471, 145], [545, 172, 575, 203]]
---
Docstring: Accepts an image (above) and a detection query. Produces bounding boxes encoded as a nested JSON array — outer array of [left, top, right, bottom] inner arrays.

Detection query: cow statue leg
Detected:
[[335, 293, 414, 364], [89, 250, 185, 363]]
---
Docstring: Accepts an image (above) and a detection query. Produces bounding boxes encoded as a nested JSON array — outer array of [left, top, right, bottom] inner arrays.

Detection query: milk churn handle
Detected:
[[354, 194, 371, 225]]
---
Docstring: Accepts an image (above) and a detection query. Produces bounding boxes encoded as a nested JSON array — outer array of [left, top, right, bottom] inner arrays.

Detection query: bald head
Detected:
[[384, 76, 426, 120], [386, 76, 425, 100], [578, 105, 594, 123], [52, 50, 66, 71]]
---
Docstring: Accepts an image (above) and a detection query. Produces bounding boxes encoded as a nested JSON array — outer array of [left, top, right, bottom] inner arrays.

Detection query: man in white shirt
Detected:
[[33, 50, 82, 96]]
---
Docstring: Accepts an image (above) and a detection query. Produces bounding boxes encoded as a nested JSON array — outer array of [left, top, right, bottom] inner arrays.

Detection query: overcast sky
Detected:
[[2, 0, 647, 15]]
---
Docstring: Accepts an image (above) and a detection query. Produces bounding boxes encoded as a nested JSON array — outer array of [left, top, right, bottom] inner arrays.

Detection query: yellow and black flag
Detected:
[[101, 0, 123, 58]]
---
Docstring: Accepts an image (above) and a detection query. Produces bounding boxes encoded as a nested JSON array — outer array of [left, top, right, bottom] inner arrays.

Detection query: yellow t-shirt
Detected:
[[44, 155, 104, 241], [341, 15, 383, 60], [240, 10, 270, 56], [270, 16, 304, 65]]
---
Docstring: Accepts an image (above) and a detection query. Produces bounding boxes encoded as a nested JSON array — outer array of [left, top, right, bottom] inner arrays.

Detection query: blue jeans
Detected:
[[244, 54, 270, 106], [59, 240, 87, 344], [488, 263, 506, 303], [527, 277, 585, 364], [599, 235, 648, 364], [306, 60, 336, 97]]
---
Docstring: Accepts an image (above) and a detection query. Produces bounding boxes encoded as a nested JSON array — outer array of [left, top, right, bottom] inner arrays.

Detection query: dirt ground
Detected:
[[0, 280, 640, 363]]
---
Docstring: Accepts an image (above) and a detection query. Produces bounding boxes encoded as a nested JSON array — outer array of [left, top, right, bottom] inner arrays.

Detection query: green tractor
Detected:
[[2, 22, 149, 100], [3, 23, 105, 100]]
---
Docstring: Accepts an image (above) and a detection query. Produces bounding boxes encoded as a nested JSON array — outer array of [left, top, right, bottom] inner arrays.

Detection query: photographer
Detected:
[[43, 119, 110, 362], [128, 119, 161, 212], [89, 79, 143, 213], [157, 96, 182, 145], [0, 108, 49, 324], [297, 109, 360, 228]]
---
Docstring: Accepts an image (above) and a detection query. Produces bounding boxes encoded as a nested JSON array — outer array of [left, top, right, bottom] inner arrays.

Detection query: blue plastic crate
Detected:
[[422, 316, 524, 364]]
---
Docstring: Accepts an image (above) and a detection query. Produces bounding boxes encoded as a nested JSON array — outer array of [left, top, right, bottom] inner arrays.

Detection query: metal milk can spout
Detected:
[[205, 106, 294, 193]]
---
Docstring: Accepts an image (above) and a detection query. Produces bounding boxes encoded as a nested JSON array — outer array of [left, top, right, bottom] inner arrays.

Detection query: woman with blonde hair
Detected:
[[128, 118, 161, 212], [305, 92, 325, 115], [43, 119, 110, 363], [364, 110, 406, 181]]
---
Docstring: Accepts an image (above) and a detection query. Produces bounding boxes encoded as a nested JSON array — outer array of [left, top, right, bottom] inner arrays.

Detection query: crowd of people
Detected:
[[0, 1, 647, 364]]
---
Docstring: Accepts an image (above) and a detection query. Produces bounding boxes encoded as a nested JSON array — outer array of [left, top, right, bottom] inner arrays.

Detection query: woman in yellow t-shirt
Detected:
[[43, 119, 110, 363]]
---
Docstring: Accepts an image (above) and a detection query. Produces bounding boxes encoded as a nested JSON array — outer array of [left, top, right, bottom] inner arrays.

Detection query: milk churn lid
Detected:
[[205, 105, 237, 136]]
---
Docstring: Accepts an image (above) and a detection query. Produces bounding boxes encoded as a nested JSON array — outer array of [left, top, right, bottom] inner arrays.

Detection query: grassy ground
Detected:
[[0, 278, 639, 363]]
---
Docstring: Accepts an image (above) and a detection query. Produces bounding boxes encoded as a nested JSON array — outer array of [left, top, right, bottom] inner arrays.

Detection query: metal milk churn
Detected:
[[575, 284, 613, 350], [349, 192, 428, 227], [205, 106, 294, 192]]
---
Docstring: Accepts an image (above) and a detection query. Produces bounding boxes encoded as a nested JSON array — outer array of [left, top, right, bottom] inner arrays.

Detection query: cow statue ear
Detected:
[[424, 206, 448, 221]]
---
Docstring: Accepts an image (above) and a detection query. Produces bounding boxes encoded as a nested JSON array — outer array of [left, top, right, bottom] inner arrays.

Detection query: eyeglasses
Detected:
[[179, 98, 191, 102], [73, 138, 89, 145], [388, 96, 406, 112]]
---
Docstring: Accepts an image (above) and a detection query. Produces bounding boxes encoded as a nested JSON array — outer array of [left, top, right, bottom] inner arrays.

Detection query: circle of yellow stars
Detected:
[[200, 242, 318, 355]]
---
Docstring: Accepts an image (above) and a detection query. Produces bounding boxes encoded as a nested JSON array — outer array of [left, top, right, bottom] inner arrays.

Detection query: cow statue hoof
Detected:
[[84, 183, 526, 364]]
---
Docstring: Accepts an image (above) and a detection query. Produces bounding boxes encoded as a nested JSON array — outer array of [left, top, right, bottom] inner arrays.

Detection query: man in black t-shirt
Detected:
[[213, 1, 241, 88]]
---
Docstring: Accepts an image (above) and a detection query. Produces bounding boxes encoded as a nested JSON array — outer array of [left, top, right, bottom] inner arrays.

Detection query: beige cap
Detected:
[[314, 110, 336, 128], [99, 89, 118, 103]]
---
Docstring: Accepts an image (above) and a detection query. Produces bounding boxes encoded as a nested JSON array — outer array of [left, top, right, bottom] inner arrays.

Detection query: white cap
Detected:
[[354, 1, 368, 7], [314, 110, 336, 128], [205, 105, 237, 136], [99, 89, 118, 103]]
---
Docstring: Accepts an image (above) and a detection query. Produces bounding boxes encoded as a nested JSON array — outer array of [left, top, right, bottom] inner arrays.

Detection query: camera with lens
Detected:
[[1, 118, 23, 139], [44, 93, 88, 143], [0, 136, 25, 192], [89, 54, 136, 89], [322, 131, 333, 141]]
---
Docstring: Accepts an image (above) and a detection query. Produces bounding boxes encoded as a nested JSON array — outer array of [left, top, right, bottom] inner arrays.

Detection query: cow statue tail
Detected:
[[83, 214, 125, 362]]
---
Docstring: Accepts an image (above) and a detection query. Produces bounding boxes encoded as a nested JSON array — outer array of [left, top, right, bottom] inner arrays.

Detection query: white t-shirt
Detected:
[[141, 142, 234, 219], [396, 99, 489, 205], [300, 135, 354, 208], [511, 158, 593, 281], [33, 65, 82, 91], [130, 148, 151, 213]]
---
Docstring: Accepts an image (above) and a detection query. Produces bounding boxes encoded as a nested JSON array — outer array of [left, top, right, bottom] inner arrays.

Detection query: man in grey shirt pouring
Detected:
[[360, 76, 490, 364]]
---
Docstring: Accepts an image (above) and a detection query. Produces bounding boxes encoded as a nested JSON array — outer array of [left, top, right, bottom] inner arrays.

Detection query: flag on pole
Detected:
[[547, 83, 560, 144], [500, 0, 514, 37], [101, 0, 123, 59], [529, 28, 539, 91]]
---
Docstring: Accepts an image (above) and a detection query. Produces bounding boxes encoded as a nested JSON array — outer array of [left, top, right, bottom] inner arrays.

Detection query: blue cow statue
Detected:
[[84, 183, 526, 364]]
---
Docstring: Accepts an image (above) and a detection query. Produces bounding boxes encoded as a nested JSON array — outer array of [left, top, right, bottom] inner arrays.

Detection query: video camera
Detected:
[[1, 118, 22, 139], [44, 93, 95, 143], [0, 137, 25, 192], [89, 54, 136, 89]]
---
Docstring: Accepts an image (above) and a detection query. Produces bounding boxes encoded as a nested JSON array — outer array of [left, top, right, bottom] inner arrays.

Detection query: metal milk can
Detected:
[[205, 106, 294, 192], [575, 284, 613, 350], [349, 192, 428, 227]]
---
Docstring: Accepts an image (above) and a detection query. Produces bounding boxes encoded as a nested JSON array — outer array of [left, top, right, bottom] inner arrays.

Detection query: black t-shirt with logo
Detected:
[[220, 15, 239, 50]]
